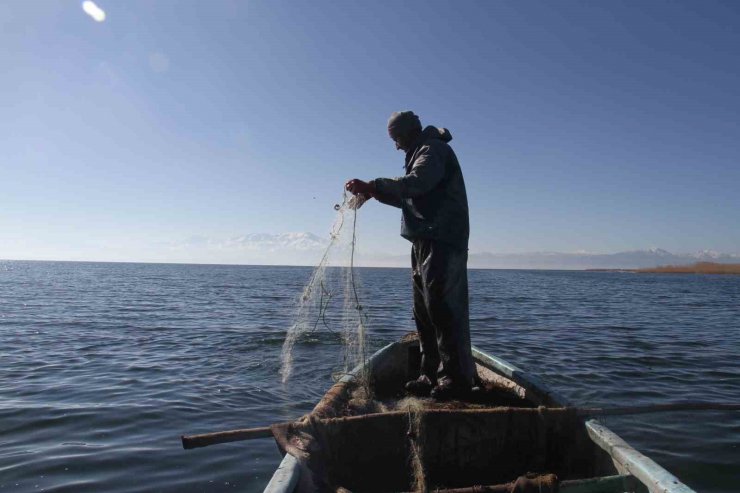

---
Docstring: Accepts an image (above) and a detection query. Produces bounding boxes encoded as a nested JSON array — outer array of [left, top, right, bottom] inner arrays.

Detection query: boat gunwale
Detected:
[[471, 346, 695, 493]]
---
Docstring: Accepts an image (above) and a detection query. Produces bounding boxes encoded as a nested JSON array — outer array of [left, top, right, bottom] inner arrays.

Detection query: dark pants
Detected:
[[411, 238, 476, 387]]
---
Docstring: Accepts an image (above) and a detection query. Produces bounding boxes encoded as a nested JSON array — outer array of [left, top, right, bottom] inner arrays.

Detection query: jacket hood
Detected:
[[421, 125, 452, 143]]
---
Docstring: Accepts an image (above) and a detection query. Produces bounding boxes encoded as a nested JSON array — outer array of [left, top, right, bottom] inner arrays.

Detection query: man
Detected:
[[345, 111, 476, 400]]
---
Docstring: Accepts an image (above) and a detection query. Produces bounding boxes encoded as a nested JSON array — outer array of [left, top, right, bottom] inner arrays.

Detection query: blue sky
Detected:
[[2, 1, 739, 263]]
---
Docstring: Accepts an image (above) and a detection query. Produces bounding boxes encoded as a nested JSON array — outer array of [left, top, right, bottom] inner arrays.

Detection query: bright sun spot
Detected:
[[82, 1, 106, 22]]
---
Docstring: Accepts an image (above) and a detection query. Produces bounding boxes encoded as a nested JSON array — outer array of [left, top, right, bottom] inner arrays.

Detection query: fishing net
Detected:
[[280, 191, 371, 388]]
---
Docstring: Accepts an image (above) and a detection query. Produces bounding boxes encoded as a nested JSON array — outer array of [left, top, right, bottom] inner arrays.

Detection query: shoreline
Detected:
[[588, 262, 740, 275]]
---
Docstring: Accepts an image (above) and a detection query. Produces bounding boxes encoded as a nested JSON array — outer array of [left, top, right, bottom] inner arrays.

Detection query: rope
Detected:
[[311, 190, 367, 384], [406, 405, 427, 493], [305, 192, 351, 336], [349, 196, 362, 313], [309, 280, 334, 334], [346, 190, 370, 388]]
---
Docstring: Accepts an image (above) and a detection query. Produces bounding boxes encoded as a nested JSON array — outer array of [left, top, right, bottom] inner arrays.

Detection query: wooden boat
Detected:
[[263, 335, 696, 493]]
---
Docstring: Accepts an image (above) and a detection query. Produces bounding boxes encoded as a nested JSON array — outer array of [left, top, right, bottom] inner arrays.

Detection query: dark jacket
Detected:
[[373, 126, 470, 250]]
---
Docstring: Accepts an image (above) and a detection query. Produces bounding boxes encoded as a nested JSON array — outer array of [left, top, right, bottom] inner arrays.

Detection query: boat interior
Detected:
[[272, 337, 648, 492]]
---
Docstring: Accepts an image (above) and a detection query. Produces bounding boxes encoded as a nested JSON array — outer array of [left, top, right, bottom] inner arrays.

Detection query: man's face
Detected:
[[389, 130, 413, 152]]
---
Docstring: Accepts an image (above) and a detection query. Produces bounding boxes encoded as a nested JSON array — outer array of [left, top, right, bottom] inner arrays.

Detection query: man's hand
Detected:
[[348, 193, 371, 210], [345, 179, 376, 196]]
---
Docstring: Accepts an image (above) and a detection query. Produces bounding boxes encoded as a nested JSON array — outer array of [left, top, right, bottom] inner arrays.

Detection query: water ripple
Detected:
[[0, 261, 738, 492]]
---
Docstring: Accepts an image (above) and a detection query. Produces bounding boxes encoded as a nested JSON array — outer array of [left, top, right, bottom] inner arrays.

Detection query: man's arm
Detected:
[[369, 186, 403, 208], [373, 144, 445, 201]]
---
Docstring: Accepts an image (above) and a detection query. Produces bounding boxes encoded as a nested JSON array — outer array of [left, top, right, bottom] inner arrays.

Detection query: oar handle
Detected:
[[182, 426, 273, 449], [181, 402, 740, 450]]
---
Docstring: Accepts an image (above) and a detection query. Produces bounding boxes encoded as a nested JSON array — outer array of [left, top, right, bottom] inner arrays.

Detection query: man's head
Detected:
[[387, 111, 422, 152]]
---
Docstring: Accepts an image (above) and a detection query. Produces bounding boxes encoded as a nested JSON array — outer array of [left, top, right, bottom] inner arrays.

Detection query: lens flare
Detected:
[[82, 1, 106, 22]]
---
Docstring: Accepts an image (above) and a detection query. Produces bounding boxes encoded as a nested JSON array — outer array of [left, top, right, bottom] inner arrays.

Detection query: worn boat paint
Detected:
[[264, 340, 696, 493]]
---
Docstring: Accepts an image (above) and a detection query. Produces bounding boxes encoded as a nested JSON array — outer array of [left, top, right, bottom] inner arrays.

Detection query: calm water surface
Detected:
[[0, 261, 738, 492]]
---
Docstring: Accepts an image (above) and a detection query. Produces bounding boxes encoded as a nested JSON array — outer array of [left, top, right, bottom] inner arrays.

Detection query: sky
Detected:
[[2, 1, 739, 264]]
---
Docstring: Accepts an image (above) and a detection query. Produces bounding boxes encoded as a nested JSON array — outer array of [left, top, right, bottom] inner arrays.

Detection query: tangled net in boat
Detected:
[[271, 407, 570, 492], [280, 191, 370, 389]]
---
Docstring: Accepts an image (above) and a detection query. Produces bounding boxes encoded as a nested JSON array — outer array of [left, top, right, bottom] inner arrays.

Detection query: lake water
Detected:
[[0, 261, 738, 492]]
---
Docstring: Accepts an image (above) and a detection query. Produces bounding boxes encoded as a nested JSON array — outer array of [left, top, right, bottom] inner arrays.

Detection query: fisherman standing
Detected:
[[345, 111, 476, 400]]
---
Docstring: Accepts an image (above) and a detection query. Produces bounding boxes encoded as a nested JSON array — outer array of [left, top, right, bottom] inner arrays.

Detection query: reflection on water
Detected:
[[0, 261, 738, 492]]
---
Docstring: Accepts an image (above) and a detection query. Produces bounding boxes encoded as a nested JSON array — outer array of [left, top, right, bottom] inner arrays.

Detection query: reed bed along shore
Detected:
[[636, 262, 740, 275]]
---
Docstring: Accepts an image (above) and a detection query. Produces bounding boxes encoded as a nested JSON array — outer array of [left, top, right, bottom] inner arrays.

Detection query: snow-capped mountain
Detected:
[[689, 249, 727, 260], [465, 249, 740, 270]]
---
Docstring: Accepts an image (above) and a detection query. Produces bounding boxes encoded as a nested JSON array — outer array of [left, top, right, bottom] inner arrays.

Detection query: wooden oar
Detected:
[[181, 401, 740, 450], [182, 425, 273, 449], [575, 401, 740, 417]]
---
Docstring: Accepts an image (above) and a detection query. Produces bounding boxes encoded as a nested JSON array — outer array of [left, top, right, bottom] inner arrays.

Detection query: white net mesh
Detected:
[[280, 192, 370, 386]]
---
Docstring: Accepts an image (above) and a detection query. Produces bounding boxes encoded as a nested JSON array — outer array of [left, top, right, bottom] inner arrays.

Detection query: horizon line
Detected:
[[0, 257, 597, 272]]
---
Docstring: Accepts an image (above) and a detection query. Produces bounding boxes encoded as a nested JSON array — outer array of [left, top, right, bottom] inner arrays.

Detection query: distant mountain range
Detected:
[[466, 248, 740, 270], [170, 233, 739, 270], [369, 248, 740, 269]]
